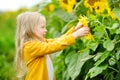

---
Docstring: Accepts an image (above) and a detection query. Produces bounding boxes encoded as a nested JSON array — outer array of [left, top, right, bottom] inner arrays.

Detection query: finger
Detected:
[[76, 23, 83, 28], [78, 23, 83, 26]]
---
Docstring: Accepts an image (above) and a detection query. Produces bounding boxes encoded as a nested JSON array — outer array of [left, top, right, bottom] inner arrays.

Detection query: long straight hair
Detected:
[[15, 12, 46, 79]]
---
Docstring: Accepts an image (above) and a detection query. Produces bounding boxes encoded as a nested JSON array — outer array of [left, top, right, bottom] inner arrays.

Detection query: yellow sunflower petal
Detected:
[[85, 33, 94, 40], [58, 0, 76, 13], [79, 16, 94, 40]]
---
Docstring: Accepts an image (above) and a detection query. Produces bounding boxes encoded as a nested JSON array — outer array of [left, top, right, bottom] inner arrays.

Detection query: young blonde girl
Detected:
[[15, 12, 90, 80]]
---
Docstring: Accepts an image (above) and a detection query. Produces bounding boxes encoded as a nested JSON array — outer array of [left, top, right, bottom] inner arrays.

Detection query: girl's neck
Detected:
[[36, 37, 44, 42]]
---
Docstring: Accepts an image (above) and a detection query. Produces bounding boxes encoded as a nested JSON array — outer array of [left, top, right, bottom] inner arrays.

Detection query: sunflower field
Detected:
[[0, 0, 120, 80], [40, 0, 120, 80]]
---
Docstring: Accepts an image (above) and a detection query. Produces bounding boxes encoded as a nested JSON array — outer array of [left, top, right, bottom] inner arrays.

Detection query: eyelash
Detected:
[[41, 26, 44, 28]]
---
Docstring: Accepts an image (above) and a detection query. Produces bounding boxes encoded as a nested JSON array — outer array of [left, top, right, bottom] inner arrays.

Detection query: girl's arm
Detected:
[[24, 34, 75, 57], [45, 27, 75, 42], [24, 25, 89, 58], [46, 22, 82, 42]]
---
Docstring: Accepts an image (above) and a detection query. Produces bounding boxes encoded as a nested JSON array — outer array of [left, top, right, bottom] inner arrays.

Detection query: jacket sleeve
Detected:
[[46, 27, 75, 42], [24, 34, 75, 57]]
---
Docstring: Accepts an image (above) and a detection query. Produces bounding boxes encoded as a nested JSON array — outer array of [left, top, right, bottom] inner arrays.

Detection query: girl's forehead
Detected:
[[38, 20, 46, 27], [38, 20, 46, 24], [39, 19, 46, 24]]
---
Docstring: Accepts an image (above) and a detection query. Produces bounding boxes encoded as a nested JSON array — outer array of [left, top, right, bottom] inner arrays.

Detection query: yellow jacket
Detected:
[[23, 27, 75, 80]]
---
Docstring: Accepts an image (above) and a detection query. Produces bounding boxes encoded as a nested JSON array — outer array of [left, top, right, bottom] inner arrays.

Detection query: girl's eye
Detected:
[[40, 26, 44, 28]]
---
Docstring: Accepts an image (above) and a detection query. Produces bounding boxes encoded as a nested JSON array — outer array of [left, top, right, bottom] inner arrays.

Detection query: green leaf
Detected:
[[55, 9, 77, 22], [109, 57, 116, 65], [94, 25, 105, 39], [116, 28, 120, 34], [61, 19, 77, 34], [94, 52, 104, 61], [88, 14, 97, 21], [95, 51, 110, 66], [112, 8, 120, 18], [103, 40, 115, 51], [66, 53, 78, 80], [65, 51, 76, 65], [67, 50, 94, 80], [94, 32, 104, 39], [108, 22, 119, 34], [89, 42, 99, 51], [86, 63, 108, 78], [109, 50, 120, 66], [116, 50, 120, 60], [111, 23, 119, 29]]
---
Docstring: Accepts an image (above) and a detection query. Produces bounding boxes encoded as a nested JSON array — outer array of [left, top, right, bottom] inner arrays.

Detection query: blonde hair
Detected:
[[15, 12, 46, 79]]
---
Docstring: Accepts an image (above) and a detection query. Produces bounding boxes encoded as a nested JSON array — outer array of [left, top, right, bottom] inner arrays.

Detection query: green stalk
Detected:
[[108, 66, 119, 72]]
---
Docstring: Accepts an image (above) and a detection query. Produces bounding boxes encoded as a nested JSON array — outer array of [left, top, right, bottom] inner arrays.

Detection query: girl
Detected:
[[15, 12, 90, 80]]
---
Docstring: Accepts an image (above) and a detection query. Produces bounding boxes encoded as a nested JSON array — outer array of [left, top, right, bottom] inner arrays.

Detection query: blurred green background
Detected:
[[0, 0, 120, 80], [0, 0, 64, 79], [0, 9, 27, 80]]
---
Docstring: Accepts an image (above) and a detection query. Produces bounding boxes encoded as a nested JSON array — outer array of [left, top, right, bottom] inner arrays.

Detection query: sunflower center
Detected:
[[88, 0, 99, 6], [97, 6, 99, 9], [63, 0, 68, 4]]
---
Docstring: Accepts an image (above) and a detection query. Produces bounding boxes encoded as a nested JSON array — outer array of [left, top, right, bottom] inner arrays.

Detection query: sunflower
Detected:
[[79, 16, 94, 40], [84, 0, 99, 7], [84, 0, 114, 16], [59, 0, 67, 10], [87, 0, 99, 6], [66, 5, 73, 13], [85, 33, 94, 40], [94, 2, 105, 14], [78, 16, 89, 27], [107, 8, 116, 19], [46, 4, 55, 12], [59, 0, 76, 13], [84, 0, 99, 12], [94, 0, 116, 19], [84, 0, 93, 12]]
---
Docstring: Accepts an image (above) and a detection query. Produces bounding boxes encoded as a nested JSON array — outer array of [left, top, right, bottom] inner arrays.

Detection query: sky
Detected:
[[0, 0, 51, 11]]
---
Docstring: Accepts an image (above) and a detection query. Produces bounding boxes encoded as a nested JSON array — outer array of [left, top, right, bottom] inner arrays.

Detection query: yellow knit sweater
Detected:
[[23, 27, 75, 80]]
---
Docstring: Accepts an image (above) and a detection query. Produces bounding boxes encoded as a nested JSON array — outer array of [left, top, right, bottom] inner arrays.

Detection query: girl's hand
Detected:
[[72, 27, 90, 38], [75, 22, 83, 30]]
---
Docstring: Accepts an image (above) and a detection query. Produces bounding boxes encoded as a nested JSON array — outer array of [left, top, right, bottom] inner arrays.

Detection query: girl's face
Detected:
[[36, 20, 47, 39]]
